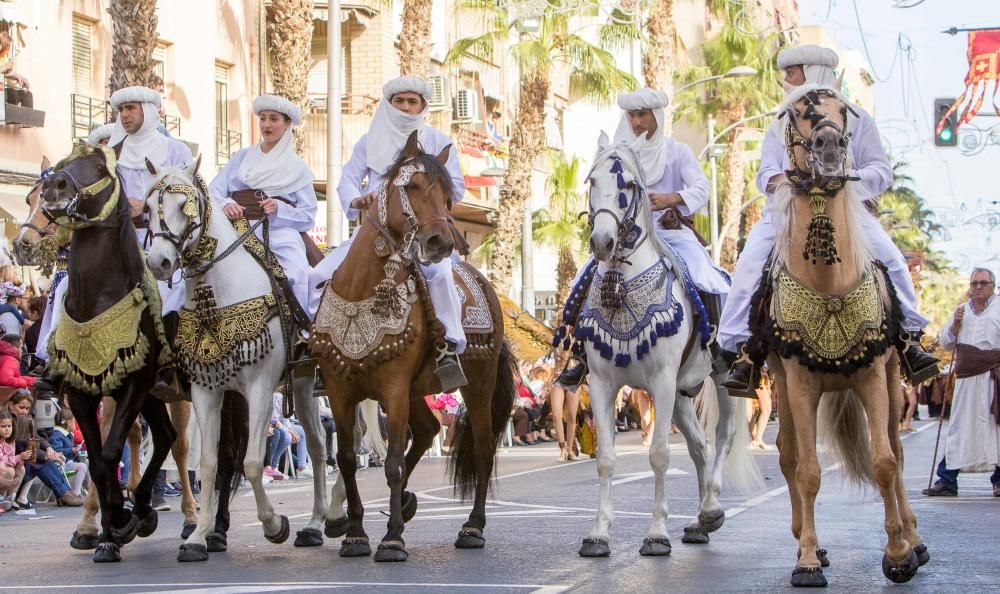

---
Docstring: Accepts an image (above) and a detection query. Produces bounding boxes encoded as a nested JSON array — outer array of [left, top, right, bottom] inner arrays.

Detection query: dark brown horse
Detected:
[[312, 132, 516, 562]]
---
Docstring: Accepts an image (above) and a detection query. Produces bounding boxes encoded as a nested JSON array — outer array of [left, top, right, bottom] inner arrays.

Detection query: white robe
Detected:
[[209, 147, 318, 316], [308, 130, 468, 352], [940, 297, 1000, 472]]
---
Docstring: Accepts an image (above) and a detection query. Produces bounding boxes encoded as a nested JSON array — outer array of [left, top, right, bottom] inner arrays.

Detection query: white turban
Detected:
[[86, 123, 115, 146], [366, 76, 433, 174], [614, 88, 669, 185], [777, 45, 840, 88], [252, 94, 303, 128], [107, 85, 169, 169]]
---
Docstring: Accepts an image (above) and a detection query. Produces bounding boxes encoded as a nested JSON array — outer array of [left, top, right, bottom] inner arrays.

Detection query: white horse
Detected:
[[143, 157, 376, 561], [576, 136, 759, 557]]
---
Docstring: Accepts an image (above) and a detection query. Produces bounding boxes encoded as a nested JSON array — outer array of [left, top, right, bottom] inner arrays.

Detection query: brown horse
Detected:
[[762, 86, 926, 587], [312, 132, 516, 562]]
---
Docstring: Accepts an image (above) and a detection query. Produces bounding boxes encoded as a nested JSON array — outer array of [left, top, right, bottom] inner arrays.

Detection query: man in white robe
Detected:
[[555, 89, 730, 388], [308, 76, 468, 390], [924, 268, 1000, 497], [719, 45, 939, 393]]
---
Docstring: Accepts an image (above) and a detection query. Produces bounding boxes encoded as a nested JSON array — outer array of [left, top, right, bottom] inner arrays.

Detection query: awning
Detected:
[[459, 144, 497, 189]]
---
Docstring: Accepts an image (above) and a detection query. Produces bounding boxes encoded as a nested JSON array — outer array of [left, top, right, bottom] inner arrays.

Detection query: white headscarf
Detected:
[[86, 123, 115, 146], [777, 45, 840, 89], [365, 76, 434, 175], [614, 88, 669, 185], [108, 86, 170, 169], [239, 95, 312, 195]]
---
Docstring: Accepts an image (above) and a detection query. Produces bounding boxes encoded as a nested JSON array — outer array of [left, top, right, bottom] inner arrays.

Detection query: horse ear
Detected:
[[403, 131, 421, 159], [436, 144, 451, 166], [40, 156, 51, 171], [145, 158, 158, 176], [598, 130, 610, 148]]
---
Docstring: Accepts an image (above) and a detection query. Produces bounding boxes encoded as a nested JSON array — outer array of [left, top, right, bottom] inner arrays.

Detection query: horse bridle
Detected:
[[371, 158, 451, 265], [783, 90, 858, 195], [586, 152, 649, 265], [42, 145, 123, 230]]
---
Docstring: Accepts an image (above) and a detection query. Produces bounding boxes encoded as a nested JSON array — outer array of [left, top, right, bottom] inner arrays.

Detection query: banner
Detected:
[[937, 30, 1000, 135]]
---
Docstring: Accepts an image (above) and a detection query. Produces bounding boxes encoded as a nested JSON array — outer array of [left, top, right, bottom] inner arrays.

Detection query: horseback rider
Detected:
[[555, 88, 730, 389], [209, 94, 317, 317], [718, 45, 939, 393], [87, 123, 115, 146], [308, 76, 468, 391], [109, 85, 193, 397]]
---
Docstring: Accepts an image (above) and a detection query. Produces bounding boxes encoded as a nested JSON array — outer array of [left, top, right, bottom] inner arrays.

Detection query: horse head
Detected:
[[586, 132, 648, 263], [13, 156, 56, 266], [381, 131, 455, 264], [144, 155, 206, 281], [40, 141, 121, 228], [785, 86, 852, 181]]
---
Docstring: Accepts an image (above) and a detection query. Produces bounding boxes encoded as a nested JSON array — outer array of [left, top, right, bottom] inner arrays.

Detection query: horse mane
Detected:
[[383, 145, 454, 205]]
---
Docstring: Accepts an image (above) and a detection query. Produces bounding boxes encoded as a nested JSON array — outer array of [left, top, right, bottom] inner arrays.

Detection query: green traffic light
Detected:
[[939, 128, 953, 142]]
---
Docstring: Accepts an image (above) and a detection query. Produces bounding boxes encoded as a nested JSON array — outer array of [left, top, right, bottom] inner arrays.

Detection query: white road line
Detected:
[[611, 468, 688, 486], [0, 582, 571, 592]]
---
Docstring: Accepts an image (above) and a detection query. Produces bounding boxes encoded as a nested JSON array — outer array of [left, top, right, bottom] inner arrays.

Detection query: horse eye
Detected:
[[626, 181, 635, 189]]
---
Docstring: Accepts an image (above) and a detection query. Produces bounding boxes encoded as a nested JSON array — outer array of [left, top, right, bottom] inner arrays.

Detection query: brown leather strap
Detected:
[[231, 189, 267, 219], [301, 232, 325, 267], [658, 207, 709, 247], [450, 218, 470, 256]]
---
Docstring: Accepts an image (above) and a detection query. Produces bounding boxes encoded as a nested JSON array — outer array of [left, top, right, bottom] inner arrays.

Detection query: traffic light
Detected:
[[934, 98, 958, 147]]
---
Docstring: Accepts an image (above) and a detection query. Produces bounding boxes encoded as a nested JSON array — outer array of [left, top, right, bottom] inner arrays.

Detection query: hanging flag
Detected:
[[936, 29, 1000, 135]]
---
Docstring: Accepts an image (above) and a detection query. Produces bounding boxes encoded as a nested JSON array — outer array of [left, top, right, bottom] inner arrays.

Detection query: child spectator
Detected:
[[0, 333, 35, 389], [8, 394, 83, 507], [48, 408, 89, 497], [0, 411, 24, 512], [423, 391, 462, 451]]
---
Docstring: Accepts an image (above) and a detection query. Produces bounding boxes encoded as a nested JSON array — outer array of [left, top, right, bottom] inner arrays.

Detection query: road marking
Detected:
[[611, 468, 688, 486], [0, 582, 570, 592]]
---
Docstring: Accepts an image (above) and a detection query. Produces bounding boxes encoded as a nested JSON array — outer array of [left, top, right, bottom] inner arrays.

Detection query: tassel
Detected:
[[600, 268, 626, 310]]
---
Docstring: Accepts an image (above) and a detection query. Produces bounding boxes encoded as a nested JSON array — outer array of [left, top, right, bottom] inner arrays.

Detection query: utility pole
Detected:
[[326, 0, 345, 245]]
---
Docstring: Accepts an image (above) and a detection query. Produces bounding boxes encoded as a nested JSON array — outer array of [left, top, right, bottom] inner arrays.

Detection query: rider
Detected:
[[307, 76, 468, 391], [109, 85, 193, 397], [719, 45, 940, 393], [86, 123, 115, 146], [209, 94, 317, 316], [555, 88, 730, 389]]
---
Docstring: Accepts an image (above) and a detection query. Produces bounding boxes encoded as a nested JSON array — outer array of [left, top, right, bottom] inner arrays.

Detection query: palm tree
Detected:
[[267, 0, 315, 152], [673, 0, 782, 269], [108, 0, 159, 93], [399, 0, 433, 78], [535, 151, 590, 312], [446, 2, 639, 295], [641, 0, 676, 132]]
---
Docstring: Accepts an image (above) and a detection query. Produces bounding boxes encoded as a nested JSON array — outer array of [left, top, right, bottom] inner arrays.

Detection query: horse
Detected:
[[12, 156, 201, 549], [309, 131, 516, 562], [758, 84, 927, 587], [569, 135, 758, 558], [36, 142, 177, 562], [143, 156, 363, 561]]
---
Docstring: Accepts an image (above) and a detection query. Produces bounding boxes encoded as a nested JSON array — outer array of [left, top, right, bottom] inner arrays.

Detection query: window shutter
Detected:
[[71, 17, 93, 95]]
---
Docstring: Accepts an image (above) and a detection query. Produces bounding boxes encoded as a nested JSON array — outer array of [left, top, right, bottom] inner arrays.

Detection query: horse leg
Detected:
[[672, 388, 716, 543], [639, 375, 677, 556], [168, 400, 198, 534], [243, 383, 286, 543], [886, 360, 926, 565], [72, 396, 115, 550], [133, 396, 177, 539], [178, 387, 223, 562], [126, 419, 142, 493], [68, 394, 122, 561], [706, 376, 740, 526], [455, 378, 499, 548], [580, 374, 617, 557], [291, 373, 330, 548], [330, 395, 370, 557], [400, 399, 440, 524], [373, 387, 411, 562]]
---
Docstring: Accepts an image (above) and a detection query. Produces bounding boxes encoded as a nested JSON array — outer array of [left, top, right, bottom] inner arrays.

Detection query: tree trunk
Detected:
[[490, 71, 549, 295], [268, 0, 315, 153], [555, 244, 577, 321], [399, 0, 433, 78], [108, 0, 159, 94], [642, 0, 675, 133], [719, 106, 746, 270]]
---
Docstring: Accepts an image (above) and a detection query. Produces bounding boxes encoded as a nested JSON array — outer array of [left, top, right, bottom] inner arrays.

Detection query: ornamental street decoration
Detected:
[[936, 29, 1000, 136]]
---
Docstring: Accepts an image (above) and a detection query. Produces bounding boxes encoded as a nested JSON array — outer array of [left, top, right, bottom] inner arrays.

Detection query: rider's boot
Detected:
[[900, 331, 940, 385], [722, 343, 760, 398], [435, 339, 468, 393], [151, 312, 181, 400], [554, 351, 588, 391]]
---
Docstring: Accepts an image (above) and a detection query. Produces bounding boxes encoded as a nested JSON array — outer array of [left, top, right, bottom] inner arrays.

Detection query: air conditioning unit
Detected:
[[454, 88, 479, 121], [428, 75, 448, 108]]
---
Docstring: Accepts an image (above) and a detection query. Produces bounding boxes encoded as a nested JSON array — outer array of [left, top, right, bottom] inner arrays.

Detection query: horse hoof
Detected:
[[177, 543, 209, 562], [110, 513, 139, 546], [816, 548, 830, 568], [698, 509, 725, 533], [206, 531, 228, 553], [294, 527, 324, 547], [93, 542, 122, 563], [639, 537, 672, 556], [882, 549, 919, 584], [325, 517, 349, 539], [70, 530, 100, 551], [401, 491, 418, 523], [455, 527, 485, 549], [681, 525, 710, 544], [265, 515, 290, 544], [790, 566, 827, 587], [136, 509, 158, 538], [914, 543, 930, 566], [578, 537, 611, 558], [180, 523, 197, 540], [339, 536, 372, 557], [374, 540, 409, 562]]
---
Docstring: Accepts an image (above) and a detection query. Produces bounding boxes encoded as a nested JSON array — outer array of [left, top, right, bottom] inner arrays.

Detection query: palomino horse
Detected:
[[568, 137, 757, 558], [12, 157, 200, 549], [144, 157, 369, 561], [38, 142, 175, 562], [310, 132, 516, 562], [759, 84, 926, 587]]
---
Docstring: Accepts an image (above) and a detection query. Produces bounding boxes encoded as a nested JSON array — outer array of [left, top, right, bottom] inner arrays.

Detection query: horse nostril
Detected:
[[160, 258, 172, 272]]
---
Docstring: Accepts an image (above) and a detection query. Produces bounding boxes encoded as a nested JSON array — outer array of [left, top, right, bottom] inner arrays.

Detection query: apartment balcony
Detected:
[[216, 128, 242, 166], [70, 93, 105, 140]]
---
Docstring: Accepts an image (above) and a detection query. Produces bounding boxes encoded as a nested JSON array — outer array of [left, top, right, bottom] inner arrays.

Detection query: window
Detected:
[[152, 43, 167, 83], [215, 62, 240, 165], [71, 16, 93, 95]]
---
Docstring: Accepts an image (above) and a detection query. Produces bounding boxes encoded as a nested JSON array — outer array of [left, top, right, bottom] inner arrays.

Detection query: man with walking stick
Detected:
[[923, 267, 1000, 497]]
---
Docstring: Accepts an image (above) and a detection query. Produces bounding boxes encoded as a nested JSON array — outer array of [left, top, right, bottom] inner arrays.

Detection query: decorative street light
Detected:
[[673, 66, 758, 95]]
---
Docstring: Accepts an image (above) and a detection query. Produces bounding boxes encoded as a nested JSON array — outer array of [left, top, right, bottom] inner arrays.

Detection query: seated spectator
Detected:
[[264, 393, 292, 481], [318, 398, 337, 469], [1, 30, 32, 107], [48, 408, 89, 497], [275, 392, 310, 477], [512, 371, 545, 446], [0, 281, 26, 340], [22, 296, 46, 373], [0, 411, 24, 512], [0, 333, 35, 389], [424, 391, 462, 451], [10, 406, 83, 508]]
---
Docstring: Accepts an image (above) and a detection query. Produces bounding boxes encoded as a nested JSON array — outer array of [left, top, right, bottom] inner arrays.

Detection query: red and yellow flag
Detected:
[[937, 30, 1000, 135]]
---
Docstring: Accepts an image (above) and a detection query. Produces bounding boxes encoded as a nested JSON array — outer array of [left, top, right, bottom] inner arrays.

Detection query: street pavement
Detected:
[[1, 414, 998, 593]]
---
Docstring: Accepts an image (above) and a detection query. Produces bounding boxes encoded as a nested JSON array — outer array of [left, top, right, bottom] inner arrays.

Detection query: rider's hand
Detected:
[[128, 198, 144, 218], [259, 198, 279, 216], [223, 203, 245, 221], [649, 192, 682, 211], [350, 193, 376, 212]]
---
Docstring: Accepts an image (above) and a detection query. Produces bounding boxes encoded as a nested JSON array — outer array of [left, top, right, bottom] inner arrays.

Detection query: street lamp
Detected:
[[673, 66, 758, 95]]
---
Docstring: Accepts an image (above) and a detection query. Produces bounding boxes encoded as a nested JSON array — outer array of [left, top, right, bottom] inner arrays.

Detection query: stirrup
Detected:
[[900, 332, 940, 385], [435, 341, 467, 393], [722, 346, 759, 398]]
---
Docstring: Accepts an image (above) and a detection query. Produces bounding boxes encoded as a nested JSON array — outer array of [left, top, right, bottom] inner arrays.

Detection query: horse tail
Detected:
[[359, 400, 387, 460], [449, 340, 518, 500], [699, 379, 764, 494], [217, 390, 248, 500], [817, 389, 874, 486]]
